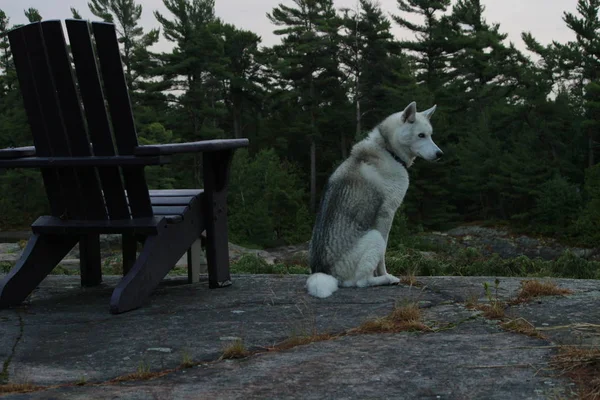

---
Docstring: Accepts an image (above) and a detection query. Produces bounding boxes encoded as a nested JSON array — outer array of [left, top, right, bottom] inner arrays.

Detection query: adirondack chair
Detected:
[[0, 20, 248, 314]]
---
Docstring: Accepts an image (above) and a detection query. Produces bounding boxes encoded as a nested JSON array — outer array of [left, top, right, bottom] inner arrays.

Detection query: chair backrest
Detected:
[[8, 19, 153, 221]]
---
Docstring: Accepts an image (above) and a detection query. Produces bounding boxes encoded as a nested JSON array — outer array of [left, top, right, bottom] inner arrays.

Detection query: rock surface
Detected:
[[425, 226, 599, 261], [1, 274, 598, 399]]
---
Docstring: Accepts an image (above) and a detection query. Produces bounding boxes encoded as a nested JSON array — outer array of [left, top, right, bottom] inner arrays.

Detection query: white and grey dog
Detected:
[[306, 102, 442, 298]]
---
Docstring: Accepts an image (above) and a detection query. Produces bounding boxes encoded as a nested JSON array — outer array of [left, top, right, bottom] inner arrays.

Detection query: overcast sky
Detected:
[[2, 0, 578, 56]]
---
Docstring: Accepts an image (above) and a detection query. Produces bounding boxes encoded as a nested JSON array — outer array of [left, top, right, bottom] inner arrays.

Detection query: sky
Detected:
[[1, 0, 578, 57]]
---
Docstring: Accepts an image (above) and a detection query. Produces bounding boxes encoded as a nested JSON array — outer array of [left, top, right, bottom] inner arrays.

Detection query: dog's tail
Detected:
[[306, 272, 339, 298]]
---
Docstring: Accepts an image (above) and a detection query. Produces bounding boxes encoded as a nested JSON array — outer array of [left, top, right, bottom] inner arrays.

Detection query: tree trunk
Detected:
[[233, 102, 242, 139], [355, 96, 361, 141], [310, 76, 317, 213], [589, 134, 595, 167], [310, 137, 316, 213]]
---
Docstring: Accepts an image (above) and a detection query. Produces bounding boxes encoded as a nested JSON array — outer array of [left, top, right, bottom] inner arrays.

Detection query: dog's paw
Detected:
[[386, 274, 401, 285]]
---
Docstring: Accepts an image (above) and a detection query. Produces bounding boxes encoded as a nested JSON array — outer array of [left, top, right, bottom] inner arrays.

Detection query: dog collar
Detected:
[[387, 150, 408, 169]]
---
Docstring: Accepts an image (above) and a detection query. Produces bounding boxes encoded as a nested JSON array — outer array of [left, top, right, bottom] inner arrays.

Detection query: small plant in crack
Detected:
[[180, 351, 195, 369], [400, 270, 420, 287], [112, 360, 160, 382], [220, 338, 249, 360], [471, 279, 505, 319]]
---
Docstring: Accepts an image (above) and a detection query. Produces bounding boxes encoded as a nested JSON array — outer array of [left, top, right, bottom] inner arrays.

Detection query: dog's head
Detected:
[[380, 102, 443, 162]]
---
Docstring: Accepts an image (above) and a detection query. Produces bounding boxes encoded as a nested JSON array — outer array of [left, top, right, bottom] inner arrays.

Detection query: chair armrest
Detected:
[[0, 155, 171, 168], [0, 146, 36, 159], [134, 139, 249, 156]]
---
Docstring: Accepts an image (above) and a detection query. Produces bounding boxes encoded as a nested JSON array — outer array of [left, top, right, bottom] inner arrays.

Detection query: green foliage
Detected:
[[530, 175, 582, 234], [0, 170, 48, 228], [1, 0, 600, 252], [572, 164, 600, 246], [228, 149, 311, 248], [24, 8, 42, 23], [385, 246, 600, 280], [0, 262, 12, 274], [231, 254, 308, 275]]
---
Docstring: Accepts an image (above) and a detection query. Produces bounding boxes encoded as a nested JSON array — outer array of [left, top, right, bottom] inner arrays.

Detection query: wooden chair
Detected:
[[0, 19, 248, 314]]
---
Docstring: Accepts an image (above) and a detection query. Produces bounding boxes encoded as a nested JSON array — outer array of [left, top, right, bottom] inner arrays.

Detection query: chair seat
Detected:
[[148, 189, 204, 222]]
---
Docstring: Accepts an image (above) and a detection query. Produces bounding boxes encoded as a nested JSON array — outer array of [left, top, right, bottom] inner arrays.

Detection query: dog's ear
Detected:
[[402, 102, 417, 123], [422, 104, 437, 120]]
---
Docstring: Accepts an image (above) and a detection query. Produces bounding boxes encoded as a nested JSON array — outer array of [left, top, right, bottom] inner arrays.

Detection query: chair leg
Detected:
[[80, 234, 102, 287], [110, 206, 201, 314], [187, 238, 203, 284], [203, 150, 233, 289], [122, 233, 137, 276], [0, 234, 78, 308]]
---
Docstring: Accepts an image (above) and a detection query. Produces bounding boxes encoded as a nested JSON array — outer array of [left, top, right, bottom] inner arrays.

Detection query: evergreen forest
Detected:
[[1, 0, 600, 250]]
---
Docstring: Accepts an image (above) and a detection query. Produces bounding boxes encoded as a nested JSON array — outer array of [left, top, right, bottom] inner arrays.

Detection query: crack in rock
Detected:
[[1, 310, 24, 384]]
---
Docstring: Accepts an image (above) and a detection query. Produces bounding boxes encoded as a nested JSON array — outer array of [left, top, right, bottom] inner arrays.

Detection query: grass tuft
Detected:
[[0, 383, 42, 394], [220, 339, 249, 360], [351, 302, 432, 334], [511, 280, 573, 304], [112, 361, 158, 382], [550, 346, 600, 399], [500, 318, 545, 339], [272, 333, 336, 351]]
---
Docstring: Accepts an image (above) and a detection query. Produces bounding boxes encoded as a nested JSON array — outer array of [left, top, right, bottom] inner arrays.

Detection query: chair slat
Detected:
[[148, 189, 203, 197], [19, 22, 89, 219], [41, 20, 107, 220], [91, 21, 153, 219], [0, 146, 36, 159], [8, 24, 67, 218], [149, 196, 196, 206], [65, 19, 130, 220], [152, 206, 188, 216]]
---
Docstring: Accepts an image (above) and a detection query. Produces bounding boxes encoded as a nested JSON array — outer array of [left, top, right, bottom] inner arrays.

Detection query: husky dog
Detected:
[[306, 102, 442, 298]]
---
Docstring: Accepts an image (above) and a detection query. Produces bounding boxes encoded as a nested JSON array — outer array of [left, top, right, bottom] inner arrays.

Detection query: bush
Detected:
[[0, 169, 48, 228], [530, 175, 582, 234], [228, 149, 312, 248], [572, 164, 600, 246]]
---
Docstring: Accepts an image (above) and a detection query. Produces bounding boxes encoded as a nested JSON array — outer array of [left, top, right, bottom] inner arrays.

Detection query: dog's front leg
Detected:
[[376, 258, 387, 276]]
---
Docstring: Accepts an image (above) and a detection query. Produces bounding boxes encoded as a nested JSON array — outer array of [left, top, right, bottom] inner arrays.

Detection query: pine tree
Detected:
[[558, 0, 600, 166], [24, 8, 42, 23], [267, 0, 343, 212], [219, 23, 264, 139], [154, 0, 230, 186], [393, 0, 451, 95], [87, 0, 159, 94], [340, 0, 409, 146], [71, 8, 83, 19]]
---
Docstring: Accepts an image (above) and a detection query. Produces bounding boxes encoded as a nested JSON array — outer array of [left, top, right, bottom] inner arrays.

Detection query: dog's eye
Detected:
[[418, 133, 426, 138]]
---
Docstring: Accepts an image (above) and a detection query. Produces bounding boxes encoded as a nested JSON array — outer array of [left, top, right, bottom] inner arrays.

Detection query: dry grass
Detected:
[[464, 292, 480, 309], [350, 302, 432, 334], [500, 318, 545, 339], [473, 302, 505, 320], [111, 370, 166, 382], [550, 346, 600, 399], [463, 280, 505, 320], [400, 272, 419, 286], [220, 339, 249, 360], [511, 280, 573, 304], [110, 361, 165, 382], [180, 352, 195, 369], [0, 383, 42, 394], [272, 333, 337, 351]]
